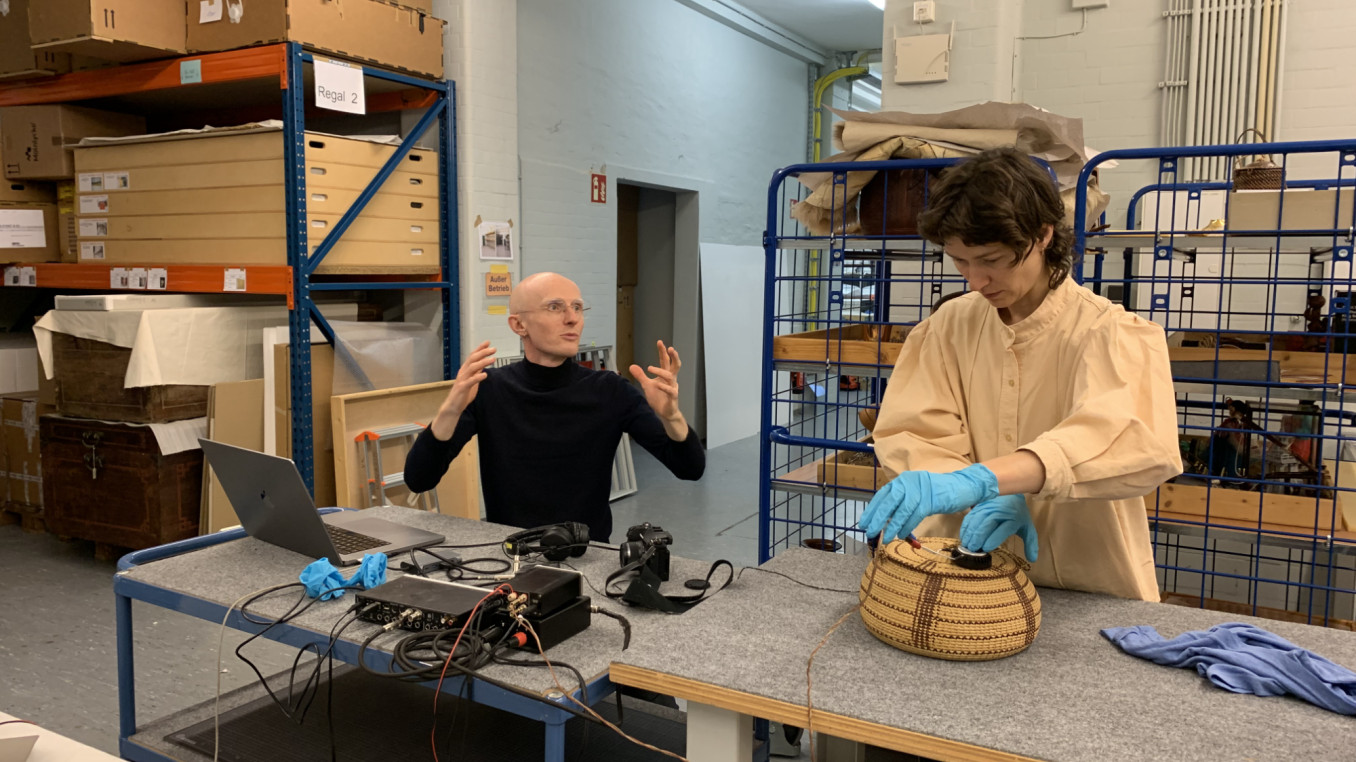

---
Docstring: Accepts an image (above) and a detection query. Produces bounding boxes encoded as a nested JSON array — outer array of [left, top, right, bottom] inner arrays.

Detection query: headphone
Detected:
[[502, 522, 591, 562]]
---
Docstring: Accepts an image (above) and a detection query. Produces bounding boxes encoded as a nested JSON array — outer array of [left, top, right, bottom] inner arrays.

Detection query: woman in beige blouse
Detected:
[[858, 147, 1183, 601]]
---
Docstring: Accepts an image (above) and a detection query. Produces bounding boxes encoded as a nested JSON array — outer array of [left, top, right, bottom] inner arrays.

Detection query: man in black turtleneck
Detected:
[[404, 272, 705, 542]]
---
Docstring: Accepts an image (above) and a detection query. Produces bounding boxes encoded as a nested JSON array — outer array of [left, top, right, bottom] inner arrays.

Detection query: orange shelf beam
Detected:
[[9, 263, 295, 306], [0, 45, 290, 106]]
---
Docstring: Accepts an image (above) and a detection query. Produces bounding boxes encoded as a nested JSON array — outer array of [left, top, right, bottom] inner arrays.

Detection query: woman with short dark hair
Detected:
[[858, 147, 1182, 601]]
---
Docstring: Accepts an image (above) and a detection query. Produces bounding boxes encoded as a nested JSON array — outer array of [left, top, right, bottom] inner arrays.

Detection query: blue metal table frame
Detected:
[[112, 523, 613, 762]]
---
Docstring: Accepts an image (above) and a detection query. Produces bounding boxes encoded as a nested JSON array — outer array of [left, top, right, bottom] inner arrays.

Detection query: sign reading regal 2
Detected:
[[591, 173, 607, 204]]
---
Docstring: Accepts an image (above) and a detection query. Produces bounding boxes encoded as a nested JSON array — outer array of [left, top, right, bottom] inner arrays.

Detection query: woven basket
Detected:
[[1233, 128, 1283, 190], [858, 537, 1041, 661]]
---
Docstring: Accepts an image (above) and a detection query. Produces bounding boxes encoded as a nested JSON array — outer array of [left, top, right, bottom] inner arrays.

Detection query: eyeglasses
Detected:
[[522, 300, 590, 316]]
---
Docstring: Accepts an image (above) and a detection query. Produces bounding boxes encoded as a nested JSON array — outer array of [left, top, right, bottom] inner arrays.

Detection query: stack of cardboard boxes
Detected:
[[0, 0, 444, 76]]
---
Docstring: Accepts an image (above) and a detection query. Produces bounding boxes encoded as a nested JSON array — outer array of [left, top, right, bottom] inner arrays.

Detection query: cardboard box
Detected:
[[0, 201, 59, 262], [187, 0, 444, 78], [0, 0, 73, 80], [3, 393, 53, 511], [0, 179, 56, 204], [74, 128, 440, 272], [1, 105, 146, 180], [1227, 189, 1356, 232], [28, 0, 187, 62]]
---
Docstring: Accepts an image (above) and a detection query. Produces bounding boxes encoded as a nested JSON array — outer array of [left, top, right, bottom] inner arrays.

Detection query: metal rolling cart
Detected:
[[757, 158, 964, 562], [1075, 138, 1356, 626]]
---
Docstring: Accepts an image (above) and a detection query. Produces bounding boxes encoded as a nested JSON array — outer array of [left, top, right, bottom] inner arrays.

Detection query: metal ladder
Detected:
[[354, 423, 440, 511]]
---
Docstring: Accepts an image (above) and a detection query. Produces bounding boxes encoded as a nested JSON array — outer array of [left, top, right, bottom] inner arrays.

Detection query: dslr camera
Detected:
[[619, 522, 673, 581]]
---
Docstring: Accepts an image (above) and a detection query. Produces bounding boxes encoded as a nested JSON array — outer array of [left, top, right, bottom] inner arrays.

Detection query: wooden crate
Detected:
[[815, 448, 889, 492], [1168, 347, 1356, 385], [40, 415, 201, 549], [1149, 482, 1341, 532], [772, 324, 907, 367], [51, 333, 208, 423]]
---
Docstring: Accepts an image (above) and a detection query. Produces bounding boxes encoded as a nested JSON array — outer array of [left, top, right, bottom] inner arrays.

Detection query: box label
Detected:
[[198, 0, 223, 23], [78, 218, 109, 237], [110, 267, 130, 289], [314, 58, 366, 115], [80, 241, 106, 260], [147, 268, 168, 290], [0, 209, 45, 248], [224, 268, 247, 292], [4, 267, 37, 287], [103, 172, 130, 191], [129, 268, 148, 289], [78, 173, 104, 192], [80, 195, 110, 214]]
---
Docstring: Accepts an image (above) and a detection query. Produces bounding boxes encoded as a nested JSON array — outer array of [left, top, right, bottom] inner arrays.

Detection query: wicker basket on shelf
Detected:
[[858, 537, 1041, 661], [1232, 128, 1283, 190]]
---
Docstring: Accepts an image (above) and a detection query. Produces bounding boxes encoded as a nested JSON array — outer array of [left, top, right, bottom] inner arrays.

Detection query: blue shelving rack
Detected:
[[0, 42, 459, 495], [1075, 139, 1356, 626]]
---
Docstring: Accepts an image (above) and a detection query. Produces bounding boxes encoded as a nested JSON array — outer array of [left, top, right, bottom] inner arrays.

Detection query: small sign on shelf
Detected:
[[224, 268, 248, 292], [3, 266, 37, 287], [314, 58, 366, 115]]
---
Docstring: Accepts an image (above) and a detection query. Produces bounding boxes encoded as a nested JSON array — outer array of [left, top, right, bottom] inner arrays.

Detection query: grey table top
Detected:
[[612, 547, 1356, 762], [118, 506, 726, 696]]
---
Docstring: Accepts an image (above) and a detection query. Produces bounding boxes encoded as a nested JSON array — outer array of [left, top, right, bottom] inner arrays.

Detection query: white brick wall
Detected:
[[418, 0, 522, 361], [515, 0, 810, 350]]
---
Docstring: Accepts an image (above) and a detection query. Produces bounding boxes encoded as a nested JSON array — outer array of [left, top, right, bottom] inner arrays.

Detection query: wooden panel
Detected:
[[202, 379, 264, 534], [608, 664, 1037, 762], [273, 343, 337, 508], [330, 381, 479, 519]]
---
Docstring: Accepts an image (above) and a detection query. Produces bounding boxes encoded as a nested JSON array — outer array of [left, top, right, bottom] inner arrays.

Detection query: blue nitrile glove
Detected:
[[857, 464, 999, 544], [959, 494, 1039, 563], [300, 553, 388, 600], [300, 558, 348, 601]]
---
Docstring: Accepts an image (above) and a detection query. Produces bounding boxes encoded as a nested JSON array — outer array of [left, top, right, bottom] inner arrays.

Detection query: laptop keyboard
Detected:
[[325, 525, 386, 555]]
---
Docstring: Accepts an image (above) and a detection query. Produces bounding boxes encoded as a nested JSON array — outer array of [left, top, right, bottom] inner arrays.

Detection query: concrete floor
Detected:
[[0, 433, 765, 757]]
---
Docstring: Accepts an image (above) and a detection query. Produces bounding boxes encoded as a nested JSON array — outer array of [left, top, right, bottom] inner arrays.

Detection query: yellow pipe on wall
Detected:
[[806, 62, 869, 324]]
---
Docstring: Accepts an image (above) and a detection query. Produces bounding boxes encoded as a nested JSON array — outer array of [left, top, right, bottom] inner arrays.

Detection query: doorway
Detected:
[[616, 182, 704, 437]]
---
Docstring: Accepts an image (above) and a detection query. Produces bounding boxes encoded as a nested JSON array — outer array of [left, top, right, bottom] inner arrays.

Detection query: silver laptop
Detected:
[[199, 439, 444, 566], [0, 735, 38, 762]]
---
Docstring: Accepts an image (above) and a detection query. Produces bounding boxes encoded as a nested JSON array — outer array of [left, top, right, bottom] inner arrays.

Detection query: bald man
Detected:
[[404, 272, 705, 541]]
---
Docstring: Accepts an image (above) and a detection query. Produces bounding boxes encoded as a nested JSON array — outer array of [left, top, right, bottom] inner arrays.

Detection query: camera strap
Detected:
[[604, 551, 734, 614]]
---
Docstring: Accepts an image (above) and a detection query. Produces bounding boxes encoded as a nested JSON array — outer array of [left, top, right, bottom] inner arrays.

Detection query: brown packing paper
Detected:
[[791, 102, 1109, 237]]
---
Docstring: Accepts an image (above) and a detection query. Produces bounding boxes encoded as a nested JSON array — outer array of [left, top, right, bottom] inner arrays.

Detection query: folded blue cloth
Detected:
[[300, 553, 388, 601], [1102, 622, 1356, 715]]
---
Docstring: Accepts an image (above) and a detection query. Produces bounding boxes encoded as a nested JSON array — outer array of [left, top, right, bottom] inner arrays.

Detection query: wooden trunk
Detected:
[[857, 168, 934, 237], [51, 333, 209, 423], [40, 415, 202, 549]]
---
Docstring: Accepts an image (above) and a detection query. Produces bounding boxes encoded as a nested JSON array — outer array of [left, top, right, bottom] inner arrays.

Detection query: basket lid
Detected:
[[876, 536, 1029, 578]]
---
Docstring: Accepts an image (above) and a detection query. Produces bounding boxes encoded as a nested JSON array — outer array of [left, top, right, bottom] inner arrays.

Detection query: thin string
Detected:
[[805, 537, 887, 762]]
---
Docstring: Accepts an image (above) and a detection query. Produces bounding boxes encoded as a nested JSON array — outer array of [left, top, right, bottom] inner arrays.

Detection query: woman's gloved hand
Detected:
[[959, 494, 1039, 563], [857, 464, 999, 544]]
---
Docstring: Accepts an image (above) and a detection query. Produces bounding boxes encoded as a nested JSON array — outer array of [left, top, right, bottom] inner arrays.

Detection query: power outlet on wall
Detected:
[[913, 0, 936, 23]]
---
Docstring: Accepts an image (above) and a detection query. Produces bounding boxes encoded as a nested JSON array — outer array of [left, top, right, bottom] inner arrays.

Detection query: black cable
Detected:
[[491, 653, 590, 707], [737, 566, 857, 594], [591, 608, 632, 650], [427, 541, 505, 550], [0, 720, 35, 728], [233, 583, 367, 722], [355, 622, 605, 725], [560, 561, 609, 599]]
